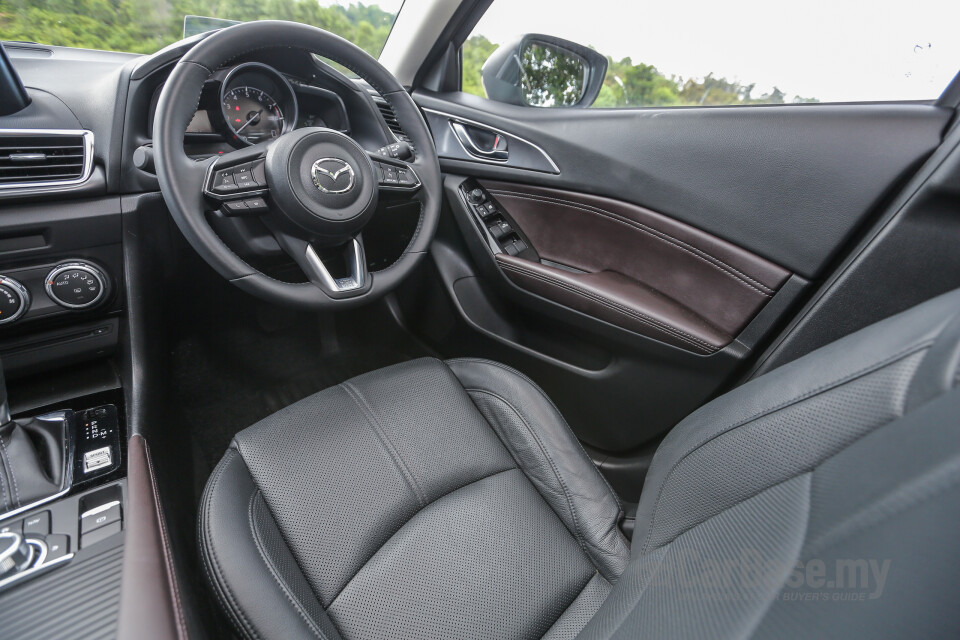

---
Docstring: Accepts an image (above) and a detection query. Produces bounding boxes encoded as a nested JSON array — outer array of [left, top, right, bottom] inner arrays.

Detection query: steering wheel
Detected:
[[153, 21, 442, 309]]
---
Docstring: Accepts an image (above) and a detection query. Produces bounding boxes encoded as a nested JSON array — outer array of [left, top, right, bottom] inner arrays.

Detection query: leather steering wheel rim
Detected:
[[153, 20, 442, 310]]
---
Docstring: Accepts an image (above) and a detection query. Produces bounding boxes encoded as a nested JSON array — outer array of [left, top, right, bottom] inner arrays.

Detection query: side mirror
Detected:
[[480, 34, 607, 108]]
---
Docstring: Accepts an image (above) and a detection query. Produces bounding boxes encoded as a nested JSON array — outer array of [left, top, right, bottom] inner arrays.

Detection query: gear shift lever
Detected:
[[0, 356, 71, 517]]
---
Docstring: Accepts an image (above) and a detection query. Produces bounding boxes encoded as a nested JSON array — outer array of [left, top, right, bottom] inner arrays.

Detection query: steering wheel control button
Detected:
[[380, 164, 399, 184], [0, 276, 29, 325], [22, 512, 50, 536], [251, 160, 266, 186], [213, 170, 239, 194], [222, 200, 250, 216], [45, 262, 107, 310], [243, 197, 269, 213], [233, 164, 257, 190]]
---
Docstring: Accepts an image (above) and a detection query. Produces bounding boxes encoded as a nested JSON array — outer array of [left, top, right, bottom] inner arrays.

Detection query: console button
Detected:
[[80, 501, 121, 534], [22, 512, 49, 535], [45, 534, 69, 560], [0, 520, 22, 535], [45, 263, 107, 310], [80, 521, 121, 549], [0, 277, 29, 325]]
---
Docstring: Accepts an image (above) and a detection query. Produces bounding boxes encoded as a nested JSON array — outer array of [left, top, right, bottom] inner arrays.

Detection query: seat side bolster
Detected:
[[633, 287, 960, 555], [199, 447, 344, 640], [446, 358, 630, 582]]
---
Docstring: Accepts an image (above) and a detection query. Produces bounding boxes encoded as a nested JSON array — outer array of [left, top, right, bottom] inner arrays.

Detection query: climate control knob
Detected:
[[45, 262, 108, 310], [0, 275, 30, 325]]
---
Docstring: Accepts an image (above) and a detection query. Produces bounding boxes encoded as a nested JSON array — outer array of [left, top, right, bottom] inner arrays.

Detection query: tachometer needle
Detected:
[[235, 109, 263, 134]]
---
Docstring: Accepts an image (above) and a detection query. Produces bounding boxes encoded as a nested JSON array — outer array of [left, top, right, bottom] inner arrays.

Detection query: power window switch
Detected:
[[488, 221, 513, 240], [503, 242, 520, 256]]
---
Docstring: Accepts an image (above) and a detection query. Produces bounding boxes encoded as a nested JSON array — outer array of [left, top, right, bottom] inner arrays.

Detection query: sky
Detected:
[[466, 0, 960, 102]]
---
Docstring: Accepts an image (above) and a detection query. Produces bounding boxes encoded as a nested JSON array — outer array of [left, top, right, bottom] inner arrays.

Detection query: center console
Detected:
[[0, 359, 127, 636]]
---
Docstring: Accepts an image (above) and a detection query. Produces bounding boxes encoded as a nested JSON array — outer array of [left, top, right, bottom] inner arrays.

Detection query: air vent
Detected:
[[372, 97, 412, 145], [0, 130, 93, 190]]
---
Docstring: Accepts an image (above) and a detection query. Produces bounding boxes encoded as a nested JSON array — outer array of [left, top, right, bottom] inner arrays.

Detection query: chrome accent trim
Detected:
[[450, 122, 509, 161], [422, 108, 561, 174], [220, 62, 299, 146], [304, 239, 366, 292], [0, 552, 74, 592], [0, 275, 31, 325], [25, 537, 47, 567], [44, 262, 107, 310], [0, 129, 94, 192], [310, 157, 356, 194], [80, 500, 121, 520]]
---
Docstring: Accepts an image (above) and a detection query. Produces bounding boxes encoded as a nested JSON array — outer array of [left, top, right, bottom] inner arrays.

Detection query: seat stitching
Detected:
[[0, 433, 20, 507], [326, 466, 518, 609], [0, 438, 9, 511], [200, 448, 262, 640], [248, 490, 329, 640], [639, 341, 932, 555], [141, 437, 188, 640], [488, 189, 777, 295], [341, 381, 427, 508], [445, 357, 624, 512], [499, 261, 718, 353], [463, 386, 622, 580]]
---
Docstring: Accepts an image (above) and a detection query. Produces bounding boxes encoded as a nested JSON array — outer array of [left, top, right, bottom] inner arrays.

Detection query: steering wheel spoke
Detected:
[[203, 145, 272, 215], [368, 152, 421, 195], [267, 226, 371, 298]]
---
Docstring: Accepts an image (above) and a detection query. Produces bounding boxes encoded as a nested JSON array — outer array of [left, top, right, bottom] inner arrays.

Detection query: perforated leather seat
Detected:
[[201, 289, 960, 640]]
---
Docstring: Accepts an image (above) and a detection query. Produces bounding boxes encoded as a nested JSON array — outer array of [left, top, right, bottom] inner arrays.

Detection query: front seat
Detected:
[[200, 289, 960, 640]]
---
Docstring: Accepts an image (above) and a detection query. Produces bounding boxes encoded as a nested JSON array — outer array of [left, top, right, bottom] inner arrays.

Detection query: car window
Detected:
[[462, 0, 960, 108], [1, 0, 404, 58]]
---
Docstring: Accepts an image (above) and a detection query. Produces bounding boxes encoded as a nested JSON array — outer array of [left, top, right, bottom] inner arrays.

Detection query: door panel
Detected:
[[408, 89, 952, 461], [417, 92, 951, 278], [482, 179, 790, 353]]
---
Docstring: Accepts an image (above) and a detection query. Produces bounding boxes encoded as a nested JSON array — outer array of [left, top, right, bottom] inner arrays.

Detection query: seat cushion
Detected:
[[199, 357, 630, 640]]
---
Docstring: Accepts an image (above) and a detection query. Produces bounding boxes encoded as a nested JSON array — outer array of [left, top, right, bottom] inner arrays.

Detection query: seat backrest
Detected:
[[578, 288, 960, 639]]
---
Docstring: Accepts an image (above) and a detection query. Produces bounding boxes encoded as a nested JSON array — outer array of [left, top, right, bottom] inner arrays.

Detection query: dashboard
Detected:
[[147, 60, 355, 159]]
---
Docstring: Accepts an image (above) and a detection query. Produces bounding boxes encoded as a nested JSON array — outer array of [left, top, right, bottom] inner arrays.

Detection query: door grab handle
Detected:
[[451, 122, 509, 161]]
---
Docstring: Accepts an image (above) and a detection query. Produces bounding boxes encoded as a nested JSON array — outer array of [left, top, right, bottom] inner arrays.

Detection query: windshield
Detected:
[[0, 0, 404, 57]]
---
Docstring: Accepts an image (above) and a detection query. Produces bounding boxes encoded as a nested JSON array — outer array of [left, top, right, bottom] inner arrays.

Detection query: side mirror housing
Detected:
[[480, 34, 607, 108]]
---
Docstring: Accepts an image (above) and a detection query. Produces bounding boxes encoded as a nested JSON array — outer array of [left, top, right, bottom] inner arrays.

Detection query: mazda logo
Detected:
[[311, 158, 356, 194]]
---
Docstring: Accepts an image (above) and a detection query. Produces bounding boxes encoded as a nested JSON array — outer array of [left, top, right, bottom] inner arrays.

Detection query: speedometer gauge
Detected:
[[223, 87, 284, 144]]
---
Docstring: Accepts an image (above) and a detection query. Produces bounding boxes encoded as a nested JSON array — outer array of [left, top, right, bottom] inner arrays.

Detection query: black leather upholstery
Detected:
[[202, 289, 960, 639], [200, 358, 629, 640]]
